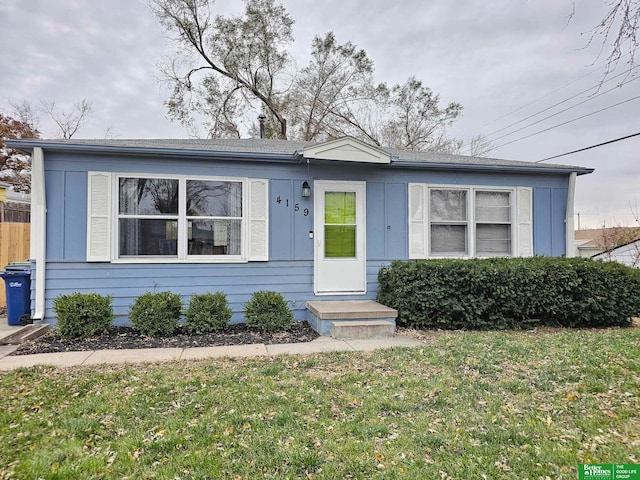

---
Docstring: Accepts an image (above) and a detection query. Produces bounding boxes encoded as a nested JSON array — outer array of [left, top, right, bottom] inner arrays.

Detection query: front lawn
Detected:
[[1, 328, 639, 479]]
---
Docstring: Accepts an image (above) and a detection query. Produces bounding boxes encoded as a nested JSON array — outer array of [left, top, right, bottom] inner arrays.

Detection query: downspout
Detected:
[[565, 172, 577, 258], [30, 147, 46, 322]]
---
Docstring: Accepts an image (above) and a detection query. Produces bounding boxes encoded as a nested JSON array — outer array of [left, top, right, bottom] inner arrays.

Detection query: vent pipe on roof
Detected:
[[258, 114, 266, 139]]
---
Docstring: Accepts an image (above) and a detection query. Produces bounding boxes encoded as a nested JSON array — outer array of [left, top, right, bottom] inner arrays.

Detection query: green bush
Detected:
[[53, 292, 114, 339], [185, 292, 232, 334], [244, 290, 293, 333], [129, 291, 182, 336], [377, 257, 640, 330]]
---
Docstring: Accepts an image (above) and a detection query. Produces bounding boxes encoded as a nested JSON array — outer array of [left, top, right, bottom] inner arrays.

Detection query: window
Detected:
[[475, 190, 511, 256], [429, 189, 468, 255], [87, 172, 268, 263], [117, 176, 244, 259], [410, 184, 531, 259], [324, 192, 357, 258]]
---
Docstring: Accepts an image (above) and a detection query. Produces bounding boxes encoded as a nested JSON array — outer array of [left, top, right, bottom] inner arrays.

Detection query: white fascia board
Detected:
[[303, 137, 391, 164]]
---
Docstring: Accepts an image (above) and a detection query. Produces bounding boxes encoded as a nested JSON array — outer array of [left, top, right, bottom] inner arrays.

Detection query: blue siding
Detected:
[[42, 260, 386, 325], [533, 187, 567, 256], [366, 182, 386, 259], [551, 188, 568, 256], [39, 150, 572, 325], [386, 183, 408, 259], [269, 179, 293, 259]]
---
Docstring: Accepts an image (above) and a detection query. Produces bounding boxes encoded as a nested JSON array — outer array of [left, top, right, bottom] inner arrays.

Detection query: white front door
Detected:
[[314, 180, 366, 294]]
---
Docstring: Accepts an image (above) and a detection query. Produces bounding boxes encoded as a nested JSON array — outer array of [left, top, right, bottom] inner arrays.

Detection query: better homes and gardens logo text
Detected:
[[578, 464, 640, 480]]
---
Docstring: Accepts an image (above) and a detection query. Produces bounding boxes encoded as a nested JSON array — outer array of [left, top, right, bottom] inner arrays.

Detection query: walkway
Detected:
[[0, 318, 423, 371]]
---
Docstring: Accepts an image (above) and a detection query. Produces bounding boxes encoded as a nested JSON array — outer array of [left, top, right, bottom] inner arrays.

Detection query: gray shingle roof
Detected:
[[4, 137, 593, 174]]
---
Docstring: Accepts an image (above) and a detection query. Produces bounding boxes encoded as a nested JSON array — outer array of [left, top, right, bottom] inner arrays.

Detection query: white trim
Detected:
[[110, 257, 248, 264], [30, 147, 46, 321], [303, 137, 391, 164], [409, 183, 528, 259], [314, 180, 367, 295], [111, 173, 259, 262], [87, 172, 112, 262], [516, 187, 533, 257], [247, 178, 269, 261], [565, 173, 577, 258]]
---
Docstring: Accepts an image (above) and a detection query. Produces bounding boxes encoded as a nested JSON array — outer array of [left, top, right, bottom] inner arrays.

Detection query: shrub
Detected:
[[185, 292, 232, 334], [129, 291, 182, 336], [377, 257, 640, 330], [53, 292, 114, 339], [244, 290, 293, 333]]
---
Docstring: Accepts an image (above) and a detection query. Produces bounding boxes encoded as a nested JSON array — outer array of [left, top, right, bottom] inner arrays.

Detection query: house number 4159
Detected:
[[276, 196, 309, 216]]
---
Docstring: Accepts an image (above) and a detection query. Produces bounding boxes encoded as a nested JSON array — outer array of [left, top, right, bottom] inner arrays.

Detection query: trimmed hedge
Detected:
[[244, 290, 293, 333], [185, 292, 232, 334], [377, 257, 640, 330], [53, 292, 114, 339], [129, 291, 182, 336]]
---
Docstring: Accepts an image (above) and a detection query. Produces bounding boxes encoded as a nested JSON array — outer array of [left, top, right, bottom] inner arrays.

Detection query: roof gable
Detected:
[[302, 137, 390, 164]]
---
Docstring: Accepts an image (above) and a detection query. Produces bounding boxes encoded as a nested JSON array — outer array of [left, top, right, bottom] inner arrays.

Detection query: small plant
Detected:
[[53, 292, 114, 339], [185, 292, 232, 334], [129, 291, 182, 336], [244, 290, 293, 333]]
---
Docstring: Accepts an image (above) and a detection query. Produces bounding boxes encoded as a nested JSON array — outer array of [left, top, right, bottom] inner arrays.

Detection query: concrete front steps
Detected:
[[0, 324, 49, 345], [306, 300, 398, 339]]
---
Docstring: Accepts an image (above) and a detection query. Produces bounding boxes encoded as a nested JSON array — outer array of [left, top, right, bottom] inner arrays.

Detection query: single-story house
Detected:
[[0, 181, 31, 223], [575, 227, 640, 258], [592, 238, 640, 267], [5, 137, 592, 328]]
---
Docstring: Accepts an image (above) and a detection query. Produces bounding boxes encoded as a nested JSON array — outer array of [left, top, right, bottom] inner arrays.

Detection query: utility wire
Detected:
[[487, 74, 640, 143], [536, 131, 640, 162], [459, 64, 606, 138], [493, 94, 640, 149], [481, 66, 640, 141], [458, 52, 636, 141]]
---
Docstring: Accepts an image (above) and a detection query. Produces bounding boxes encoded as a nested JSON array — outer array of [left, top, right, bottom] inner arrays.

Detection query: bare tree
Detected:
[[9, 99, 40, 133], [571, 0, 640, 81], [0, 112, 39, 193], [377, 77, 462, 150], [288, 32, 381, 143], [153, 0, 294, 139], [40, 99, 93, 139], [152, 0, 468, 152]]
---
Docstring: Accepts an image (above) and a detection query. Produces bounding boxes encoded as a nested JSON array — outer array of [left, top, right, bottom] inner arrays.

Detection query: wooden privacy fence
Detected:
[[0, 223, 30, 307]]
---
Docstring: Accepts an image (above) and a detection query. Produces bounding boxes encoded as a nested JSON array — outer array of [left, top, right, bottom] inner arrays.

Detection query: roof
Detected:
[[575, 227, 640, 249], [3, 137, 594, 175]]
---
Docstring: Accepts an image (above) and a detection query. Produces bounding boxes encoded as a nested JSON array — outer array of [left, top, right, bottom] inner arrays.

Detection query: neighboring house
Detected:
[[575, 227, 640, 258], [592, 238, 640, 267], [0, 181, 30, 223], [5, 137, 592, 326]]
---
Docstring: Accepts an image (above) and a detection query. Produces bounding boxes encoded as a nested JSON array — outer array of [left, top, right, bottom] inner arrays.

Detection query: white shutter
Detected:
[[516, 187, 533, 257], [408, 183, 427, 259], [86, 172, 112, 262], [248, 178, 269, 261]]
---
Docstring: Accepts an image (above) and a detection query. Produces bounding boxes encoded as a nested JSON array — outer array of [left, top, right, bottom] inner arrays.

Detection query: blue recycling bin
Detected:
[[1, 265, 31, 326]]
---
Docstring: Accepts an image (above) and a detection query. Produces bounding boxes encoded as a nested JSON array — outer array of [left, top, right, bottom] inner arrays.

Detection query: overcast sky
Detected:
[[1, 0, 639, 228]]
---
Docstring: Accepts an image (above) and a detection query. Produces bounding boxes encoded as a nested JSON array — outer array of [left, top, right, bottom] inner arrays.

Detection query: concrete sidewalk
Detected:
[[0, 331, 424, 371]]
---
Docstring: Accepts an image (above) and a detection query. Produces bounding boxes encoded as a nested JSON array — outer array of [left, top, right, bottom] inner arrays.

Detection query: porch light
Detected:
[[302, 181, 311, 197]]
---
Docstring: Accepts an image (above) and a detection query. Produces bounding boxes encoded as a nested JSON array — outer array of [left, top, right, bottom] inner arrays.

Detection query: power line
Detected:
[[493, 94, 640, 149], [481, 66, 640, 141], [487, 74, 640, 144], [459, 63, 606, 139], [536, 131, 640, 162], [459, 52, 636, 141]]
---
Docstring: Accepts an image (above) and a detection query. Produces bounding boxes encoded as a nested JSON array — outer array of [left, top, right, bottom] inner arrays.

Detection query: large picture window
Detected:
[[117, 176, 244, 259], [408, 184, 527, 259]]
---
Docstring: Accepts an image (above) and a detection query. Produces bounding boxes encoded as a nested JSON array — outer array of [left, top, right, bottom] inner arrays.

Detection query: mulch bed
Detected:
[[10, 322, 319, 356]]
